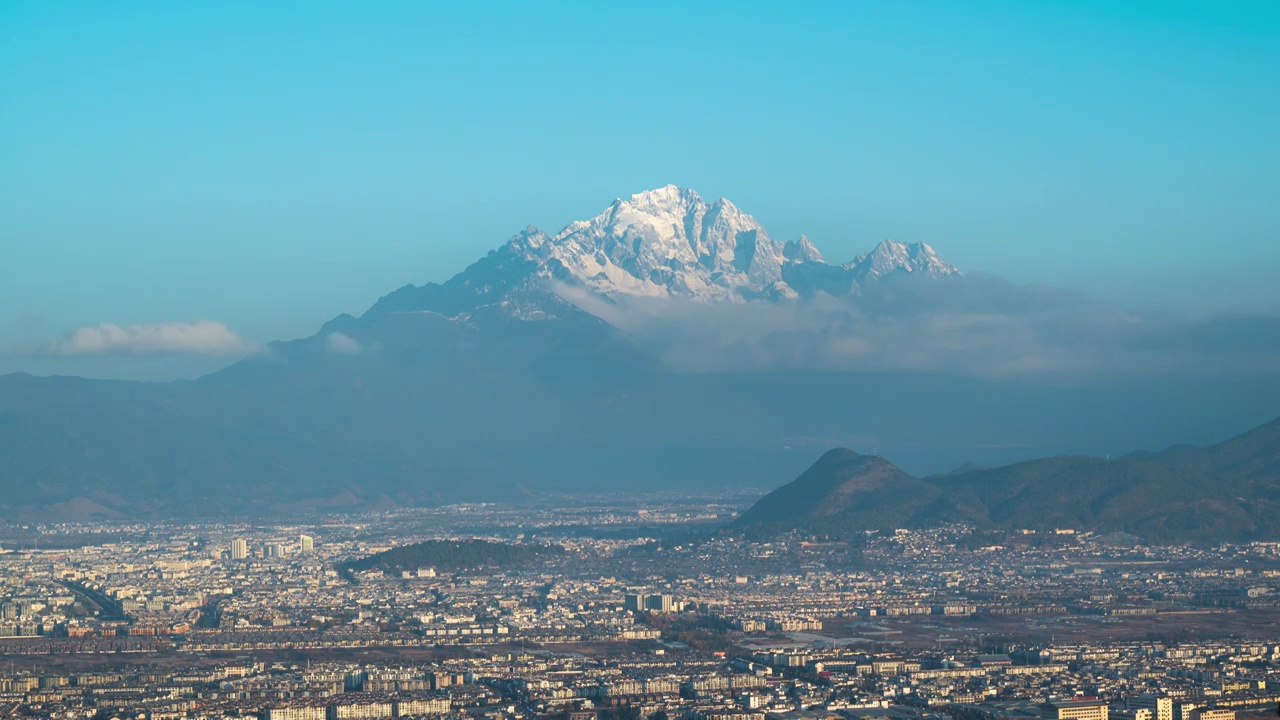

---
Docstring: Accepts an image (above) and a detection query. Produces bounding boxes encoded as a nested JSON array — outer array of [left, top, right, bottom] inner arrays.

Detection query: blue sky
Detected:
[[2, 1, 1279, 378]]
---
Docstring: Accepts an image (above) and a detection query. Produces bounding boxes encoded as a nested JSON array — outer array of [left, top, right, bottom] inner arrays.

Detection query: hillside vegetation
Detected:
[[340, 539, 565, 575]]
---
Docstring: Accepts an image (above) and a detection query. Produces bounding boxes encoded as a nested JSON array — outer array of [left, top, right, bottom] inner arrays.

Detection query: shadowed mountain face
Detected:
[[735, 418, 1280, 543], [2, 186, 1279, 522], [733, 449, 943, 535]]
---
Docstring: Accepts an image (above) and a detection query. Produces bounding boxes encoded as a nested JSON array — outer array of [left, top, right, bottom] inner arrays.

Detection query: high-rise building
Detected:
[[624, 594, 647, 612], [231, 539, 248, 560], [266, 543, 287, 559], [645, 594, 675, 613], [299, 534, 314, 553], [1128, 696, 1174, 720]]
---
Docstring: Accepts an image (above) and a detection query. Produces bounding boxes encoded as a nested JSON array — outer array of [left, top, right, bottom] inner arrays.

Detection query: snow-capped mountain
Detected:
[[367, 185, 959, 320], [523, 184, 789, 301], [848, 236, 957, 282]]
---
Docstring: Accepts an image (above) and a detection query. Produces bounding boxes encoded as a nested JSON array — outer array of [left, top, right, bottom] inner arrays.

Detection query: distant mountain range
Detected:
[[2, 186, 1278, 524], [735, 416, 1280, 543]]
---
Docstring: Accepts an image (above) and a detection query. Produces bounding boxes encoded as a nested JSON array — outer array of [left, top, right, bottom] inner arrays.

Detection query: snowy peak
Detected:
[[507, 225, 550, 251], [503, 188, 959, 302], [531, 185, 789, 301], [614, 183, 703, 217], [849, 239, 959, 281], [783, 235, 825, 264], [372, 186, 964, 322]]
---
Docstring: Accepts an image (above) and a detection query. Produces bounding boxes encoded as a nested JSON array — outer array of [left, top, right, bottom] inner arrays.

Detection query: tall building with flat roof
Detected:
[[1189, 710, 1234, 720], [1128, 695, 1174, 720], [231, 539, 248, 561], [1044, 700, 1109, 720], [645, 594, 675, 612], [299, 534, 314, 553]]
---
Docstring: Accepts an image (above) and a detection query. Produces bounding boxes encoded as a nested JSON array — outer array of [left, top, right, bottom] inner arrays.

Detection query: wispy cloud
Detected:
[[554, 276, 1280, 379], [325, 332, 362, 355], [42, 321, 253, 356]]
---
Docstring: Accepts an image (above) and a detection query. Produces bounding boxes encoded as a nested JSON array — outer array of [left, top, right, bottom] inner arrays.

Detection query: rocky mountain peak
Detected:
[[783, 235, 825, 264], [368, 186, 962, 321], [849, 239, 959, 280]]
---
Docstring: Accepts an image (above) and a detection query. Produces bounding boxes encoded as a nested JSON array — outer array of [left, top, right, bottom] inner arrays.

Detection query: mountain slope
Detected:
[[736, 418, 1280, 542], [935, 417, 1280, 542], [733, 449, 944, 534]]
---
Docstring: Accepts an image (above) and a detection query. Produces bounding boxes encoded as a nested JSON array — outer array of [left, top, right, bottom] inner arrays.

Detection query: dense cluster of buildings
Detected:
[[3, 639, 1279, 720], [1, 502, 1280, 720]]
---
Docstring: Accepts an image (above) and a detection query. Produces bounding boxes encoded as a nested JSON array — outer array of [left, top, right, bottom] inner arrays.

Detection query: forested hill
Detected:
[[340, 539, 565, 575]]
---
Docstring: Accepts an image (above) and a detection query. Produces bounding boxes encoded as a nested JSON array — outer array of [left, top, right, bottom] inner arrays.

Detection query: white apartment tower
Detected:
[[1128, 695, 1174, 720]]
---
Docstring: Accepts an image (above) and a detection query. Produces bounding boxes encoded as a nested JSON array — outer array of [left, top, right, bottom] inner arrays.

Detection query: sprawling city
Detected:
[[3, 496, 1280, 720]]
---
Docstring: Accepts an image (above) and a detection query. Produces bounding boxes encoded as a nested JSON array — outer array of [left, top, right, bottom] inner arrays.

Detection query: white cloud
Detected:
[[325, 332, 362, 355], [46, 321, 251, 356], [554, 277, 1280, 379]]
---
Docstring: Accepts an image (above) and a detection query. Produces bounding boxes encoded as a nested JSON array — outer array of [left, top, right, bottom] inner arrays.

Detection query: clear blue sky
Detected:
[[2, 1, 1279, 377]]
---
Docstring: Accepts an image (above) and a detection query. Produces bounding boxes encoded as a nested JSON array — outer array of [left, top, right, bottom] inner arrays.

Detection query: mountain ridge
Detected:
[[735, 416, 1280, 543]]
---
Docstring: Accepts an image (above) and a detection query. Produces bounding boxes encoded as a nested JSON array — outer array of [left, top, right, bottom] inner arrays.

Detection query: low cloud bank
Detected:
[[325, 332, 362, 355], [556, 276, 1280, 378]]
